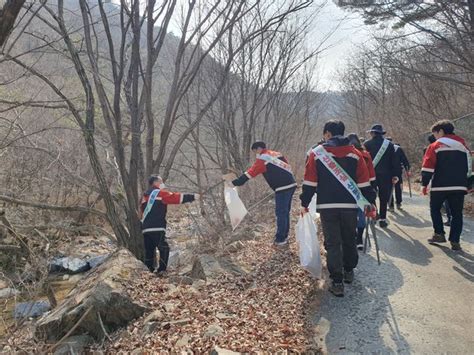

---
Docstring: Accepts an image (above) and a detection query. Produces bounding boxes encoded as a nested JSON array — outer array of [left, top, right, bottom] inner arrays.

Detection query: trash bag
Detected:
[[296, 213, 322, 279], [224, 186, 248, 231], [308, 195, 317, 218]]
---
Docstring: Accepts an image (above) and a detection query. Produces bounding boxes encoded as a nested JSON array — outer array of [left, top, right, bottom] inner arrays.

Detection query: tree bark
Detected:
[[0, 0, 25, 46]]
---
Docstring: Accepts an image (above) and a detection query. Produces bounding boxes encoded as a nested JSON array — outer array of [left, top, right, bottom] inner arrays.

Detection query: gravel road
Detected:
[[313, 192, 474, 354]]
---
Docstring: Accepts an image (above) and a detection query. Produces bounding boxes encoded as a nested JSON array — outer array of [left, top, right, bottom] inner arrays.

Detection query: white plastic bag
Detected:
[[296, 213, 322, 279], [224, 186, 248, 231], [308, 195, 317, 218]]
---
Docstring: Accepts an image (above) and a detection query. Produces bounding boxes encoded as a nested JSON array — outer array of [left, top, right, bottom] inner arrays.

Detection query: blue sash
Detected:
[[141, 189, 160, 223]]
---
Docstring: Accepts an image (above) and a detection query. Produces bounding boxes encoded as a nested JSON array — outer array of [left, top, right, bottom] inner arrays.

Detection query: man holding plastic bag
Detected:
[[229, 141, 297, 246], [300, 121, 376, 297]]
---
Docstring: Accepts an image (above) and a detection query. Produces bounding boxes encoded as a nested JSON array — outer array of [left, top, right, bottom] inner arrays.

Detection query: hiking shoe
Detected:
[[343, 270, 354, 284], [379, 219, 388, 228], [156, 270, 167, 278], [274, 239, 289, 249], [388, 206, 395, 212], [357, 244, 364, 251], [428, 233, 447, 244], [329, 282, 344, 297], [396, 204, 402, 210], [451, 242, 462, 251], [444, 220, 451, 227]]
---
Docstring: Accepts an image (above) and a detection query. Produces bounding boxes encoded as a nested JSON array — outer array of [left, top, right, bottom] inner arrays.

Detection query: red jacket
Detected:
[[140, 187, 195, 233], [422, 134, 473, 193], [361, 150, 376, 184], [300, 137, 376, 211]]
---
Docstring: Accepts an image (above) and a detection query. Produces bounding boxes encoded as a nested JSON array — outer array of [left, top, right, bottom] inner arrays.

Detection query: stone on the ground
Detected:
[[87, 254, 110, 269], [14, 300, 51, 319], [53, 335, 93, 355], [225, 241, 245, 253], [0, 287, 19, 299], [49, 257, 90, 274], [211, 346, 240, 355], [189, 254, 247, 281], [36, 249, 148, 341], [168, 275, 194, 285], [175, 334, 191, 347], [144, 309, 165, 323], [204, 323, 224, 338]]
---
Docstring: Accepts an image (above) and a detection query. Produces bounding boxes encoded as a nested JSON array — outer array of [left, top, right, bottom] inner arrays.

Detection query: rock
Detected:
[[53, 335, 93, 355], [191, 280, 206, 290], [162, 318, 192, 328], [144, 309, 165, 323], [87, 254, 110, 269], [142, 321, 159, 335], [225, 241, 245, 253], [163, 302, 177, 313], [204, 323, 224, 338], [175, 334, 191, 347], [49, 257, 90, 274], [168, 275, 194, 286], [14, 301, 51, 319], [189, 255, 247, 281], [36, 249, 148, 341], [216, 312, 235, 320], [0, 287, 19, 299], [62, 275, 70, 281], [211, 346, 240, 355]]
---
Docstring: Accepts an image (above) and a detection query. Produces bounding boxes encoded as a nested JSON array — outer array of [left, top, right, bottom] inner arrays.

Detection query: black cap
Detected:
[[251, 141, 266, 150], [367, 124, 386, 134]]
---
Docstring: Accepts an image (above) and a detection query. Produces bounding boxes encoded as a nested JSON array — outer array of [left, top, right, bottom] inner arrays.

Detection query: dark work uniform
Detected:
[[364, 135, 399, 220], [390, 144, 410, 207], [140, 187, 195, 272], [422, 134, 473, 243], [301, 136, 376, 283]]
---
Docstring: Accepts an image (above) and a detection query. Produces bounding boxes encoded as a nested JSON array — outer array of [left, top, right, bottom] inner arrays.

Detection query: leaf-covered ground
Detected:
[[104, 234, 324, 353]]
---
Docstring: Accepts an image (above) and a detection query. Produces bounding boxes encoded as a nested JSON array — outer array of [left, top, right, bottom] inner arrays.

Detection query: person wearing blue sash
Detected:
[[301, 121, 376, 297], [364, 124, 400, 228], [140, 175, 199, 273], [231, 141, 297, 247]]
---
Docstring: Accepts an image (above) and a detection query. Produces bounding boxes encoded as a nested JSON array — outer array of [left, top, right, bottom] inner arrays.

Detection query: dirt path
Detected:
[[313, 193, 474, 354]]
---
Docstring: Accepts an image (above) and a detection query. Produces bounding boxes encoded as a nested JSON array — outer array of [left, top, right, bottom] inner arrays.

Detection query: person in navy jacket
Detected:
[[231, 141, 297, 246], [300, 121, 376, 297], [422, 120, 473, 251], [140, 175, 198, 273]]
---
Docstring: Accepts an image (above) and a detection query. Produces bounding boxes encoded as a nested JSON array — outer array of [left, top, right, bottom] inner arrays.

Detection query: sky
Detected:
[[310, 0, 371, 91]]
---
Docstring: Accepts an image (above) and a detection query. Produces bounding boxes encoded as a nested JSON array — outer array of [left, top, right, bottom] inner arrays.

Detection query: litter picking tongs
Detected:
[[363, 216, 381, 265]]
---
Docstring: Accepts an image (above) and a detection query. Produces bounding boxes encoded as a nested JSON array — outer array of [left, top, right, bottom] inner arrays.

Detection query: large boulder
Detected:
[[189, 254, 248, 281], [36, 249, 148, 341]]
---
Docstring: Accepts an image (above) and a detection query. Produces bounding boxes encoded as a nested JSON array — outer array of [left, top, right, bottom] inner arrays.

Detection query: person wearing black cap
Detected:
[[387, 138, 410, 210], [364, 124, 400, 228], [231, 141, 297, 246], [140, 175, 199, 274]]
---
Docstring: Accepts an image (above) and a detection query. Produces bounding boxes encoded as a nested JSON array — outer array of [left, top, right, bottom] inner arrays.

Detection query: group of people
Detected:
[[139, 119, 472, 298]]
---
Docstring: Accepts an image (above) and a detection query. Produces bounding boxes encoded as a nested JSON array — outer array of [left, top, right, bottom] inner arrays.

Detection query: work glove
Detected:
[[364, 204, 377, 219]]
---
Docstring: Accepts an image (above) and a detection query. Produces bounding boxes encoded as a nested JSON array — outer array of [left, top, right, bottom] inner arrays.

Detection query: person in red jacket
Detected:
[[231, 141, 297, 246], [422, 120, 473, 251], [348, 133, 376, 250], [301, 121, 376, 297], [140, 175, 199, 273]]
